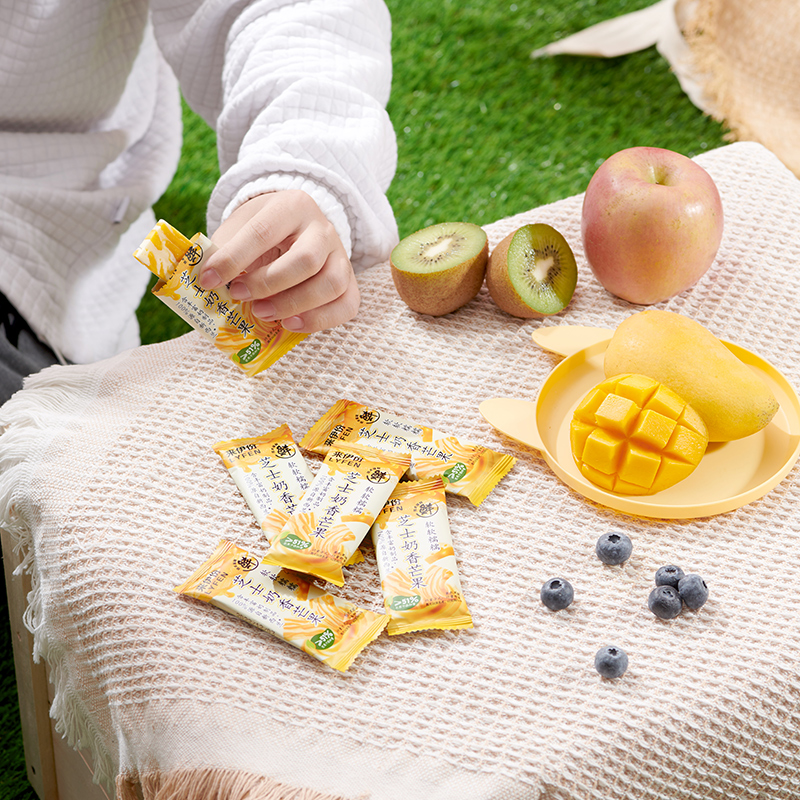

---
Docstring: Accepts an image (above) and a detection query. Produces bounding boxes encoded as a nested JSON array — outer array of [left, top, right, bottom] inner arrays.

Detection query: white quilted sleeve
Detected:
[[150, 0, 398, 272]]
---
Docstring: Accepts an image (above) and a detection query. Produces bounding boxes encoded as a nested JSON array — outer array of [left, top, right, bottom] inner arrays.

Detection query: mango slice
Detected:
[[570, 374, 709, 496]]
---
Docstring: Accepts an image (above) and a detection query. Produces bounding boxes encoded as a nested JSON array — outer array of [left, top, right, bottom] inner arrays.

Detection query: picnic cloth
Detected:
[[2, 140, 800, 799], [533, 0, 800, 179]]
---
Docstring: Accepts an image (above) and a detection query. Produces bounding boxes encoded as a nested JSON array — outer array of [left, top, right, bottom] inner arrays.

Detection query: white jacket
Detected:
[[0, 0, 398, 363]]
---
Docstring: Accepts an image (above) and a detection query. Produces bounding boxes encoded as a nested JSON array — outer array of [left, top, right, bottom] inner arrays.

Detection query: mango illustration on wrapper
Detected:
[[133, 219, 308, 375], [371, 477, 473, 635]]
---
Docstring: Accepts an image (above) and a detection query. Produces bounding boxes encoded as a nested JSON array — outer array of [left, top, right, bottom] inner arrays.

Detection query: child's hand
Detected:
[[200, 190, 360, 333]]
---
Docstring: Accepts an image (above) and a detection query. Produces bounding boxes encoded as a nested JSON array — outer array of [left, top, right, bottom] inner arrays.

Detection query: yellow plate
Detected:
[[479, 326, 800, 519]]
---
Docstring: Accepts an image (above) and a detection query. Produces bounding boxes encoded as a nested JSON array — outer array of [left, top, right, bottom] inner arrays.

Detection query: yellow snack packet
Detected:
[[213, 426, 365, 565], [213, 425, 313, 534], [371, 478, 473, 635], [132, 218, 193, 281], [263, 442, 412, 587], [174, 540, 388, 672], [133, 219, 308, 376], [301, 399, 515, 506]]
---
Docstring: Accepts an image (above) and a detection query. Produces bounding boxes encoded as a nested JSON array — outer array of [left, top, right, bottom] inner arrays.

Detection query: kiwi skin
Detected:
[[390, 224, 489, 316], [486, 224, 577, 318]]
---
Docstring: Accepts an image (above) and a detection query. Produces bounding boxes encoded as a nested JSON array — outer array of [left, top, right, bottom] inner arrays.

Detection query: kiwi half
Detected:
[[390, 222, 488, 316], [486, 223, 577, 318]]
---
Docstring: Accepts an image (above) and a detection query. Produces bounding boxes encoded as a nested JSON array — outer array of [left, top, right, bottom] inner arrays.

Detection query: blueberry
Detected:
[[595, 531, 633, 565], [540, 578, 574, 611], [648, 585, 682, 620], [594, 645, 629, 679], [654, 564, 685, 588], [678, 573, 709, 610]]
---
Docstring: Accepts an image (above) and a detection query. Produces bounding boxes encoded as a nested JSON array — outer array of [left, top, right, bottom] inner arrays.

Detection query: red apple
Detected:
[[581, 146, 723, 305]]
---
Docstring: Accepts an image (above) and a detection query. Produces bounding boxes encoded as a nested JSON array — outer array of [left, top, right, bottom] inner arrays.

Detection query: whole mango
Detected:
[[603, 310, 779, 442]]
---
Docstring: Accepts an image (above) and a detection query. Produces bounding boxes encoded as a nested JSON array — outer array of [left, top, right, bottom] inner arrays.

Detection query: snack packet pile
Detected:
[[260, 441, 411, 587], [176, 401, 515, 671]]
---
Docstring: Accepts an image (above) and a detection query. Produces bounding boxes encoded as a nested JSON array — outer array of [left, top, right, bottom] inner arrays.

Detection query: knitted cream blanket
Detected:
[[2, 142, 800, 800]]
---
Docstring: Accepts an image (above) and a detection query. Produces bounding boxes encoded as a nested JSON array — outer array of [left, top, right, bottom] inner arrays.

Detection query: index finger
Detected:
[[199, 204, 300, 290]]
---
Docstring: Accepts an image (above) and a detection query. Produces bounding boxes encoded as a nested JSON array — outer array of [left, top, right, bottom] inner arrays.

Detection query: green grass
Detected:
[[3, 1, 727, 796], [386, 0, 723, 236]]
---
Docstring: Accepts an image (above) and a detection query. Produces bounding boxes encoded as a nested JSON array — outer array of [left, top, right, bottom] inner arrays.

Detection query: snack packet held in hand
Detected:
[[174, 540, 388, 672], [134, 219, 307, 376], [301, 399, 515, 506], [263, 442, 411, 586], [372, 478, 473, 635]]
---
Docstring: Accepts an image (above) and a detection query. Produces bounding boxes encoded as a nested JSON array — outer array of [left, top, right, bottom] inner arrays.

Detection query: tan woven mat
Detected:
[[2, 141, 800, 799], [678, 0, 800, 177]]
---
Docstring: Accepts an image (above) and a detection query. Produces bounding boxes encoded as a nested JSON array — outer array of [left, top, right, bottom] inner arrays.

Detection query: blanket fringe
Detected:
[[116, 767, 364, 800], [0, 361, 119, 789]]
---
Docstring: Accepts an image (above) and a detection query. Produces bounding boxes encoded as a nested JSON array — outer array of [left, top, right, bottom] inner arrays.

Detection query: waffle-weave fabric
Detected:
[[1, 141, 799, 799]]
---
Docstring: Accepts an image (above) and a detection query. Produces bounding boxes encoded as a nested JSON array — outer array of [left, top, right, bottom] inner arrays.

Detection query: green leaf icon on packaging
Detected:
[[310, 628, 336, 650], [280, 533, 311, 550], [442, 462, 468, 483], [390, 595, 421, 611], [233, 338, 262, 364]]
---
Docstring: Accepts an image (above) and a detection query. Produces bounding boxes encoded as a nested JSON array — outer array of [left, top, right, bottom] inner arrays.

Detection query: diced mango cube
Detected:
[[618, 444, 661, 488], [646, 385, 685, 420], [678, 405, 707, 436], [614, 373, 658, 406], [664, 425, 708, 463], [574, 386, 606, 418], [594, 394, 638, 436], [651, 457, 698, 494], [612, 476, 655, 496], [632, 409, 676, 450], [570, 420, 594, 457], [581, 429, 624, 475], [581, 464, 617, 491]]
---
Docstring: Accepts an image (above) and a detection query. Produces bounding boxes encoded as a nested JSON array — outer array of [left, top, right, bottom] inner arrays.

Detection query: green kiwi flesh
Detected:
[[487, 223, 577, 317], [390, 222, 488, 316]]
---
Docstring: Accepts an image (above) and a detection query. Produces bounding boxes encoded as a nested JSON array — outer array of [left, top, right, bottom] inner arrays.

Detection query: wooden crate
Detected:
[[2, 529, 111, 800]]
